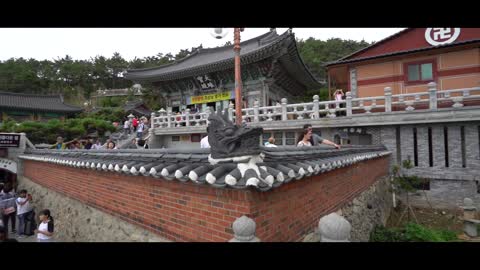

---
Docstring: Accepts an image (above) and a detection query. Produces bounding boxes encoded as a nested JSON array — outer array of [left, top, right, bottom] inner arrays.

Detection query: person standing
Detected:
[[123, 118, 130, 136], [136, 119, 145, 139], [91, 139, 103, 150], [303, 124, 340, 149], [16, 189, 35, 238], [264, 137, 278, 147], [200, 135, 210, 148], [0, 185, 16, 234], [297, 129, 313, 147], [35, 209, 54, 242], [132, 117, 138, 132]]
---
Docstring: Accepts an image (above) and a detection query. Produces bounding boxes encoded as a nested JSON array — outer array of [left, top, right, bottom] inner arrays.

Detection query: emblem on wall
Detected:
[[425, 28, 461, 46], [195, 74, 216, 90]]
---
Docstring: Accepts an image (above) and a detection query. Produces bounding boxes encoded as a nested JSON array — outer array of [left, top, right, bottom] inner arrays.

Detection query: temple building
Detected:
[[326, 28, 480, 98], [124, 29, 322, 113], [0, 91, 83, 122]]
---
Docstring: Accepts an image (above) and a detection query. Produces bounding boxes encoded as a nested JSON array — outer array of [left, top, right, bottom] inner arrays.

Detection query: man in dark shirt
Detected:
[[303, 124, 340, 149]]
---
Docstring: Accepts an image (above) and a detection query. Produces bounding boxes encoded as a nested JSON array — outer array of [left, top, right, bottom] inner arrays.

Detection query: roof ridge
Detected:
[[326, 38, 480, 66], [335, 28, 411, 62], [134, 30, 292, 81], [0, 91, 64, 98], [126, 30, 281, 74]]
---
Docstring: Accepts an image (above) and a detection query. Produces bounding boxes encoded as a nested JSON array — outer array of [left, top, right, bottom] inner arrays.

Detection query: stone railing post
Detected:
[[228, 102, 234, 122], [281, 98, 288, 121], [384, 87, 392, 113], [185, 109, 190, 127], [312, 95, 320, 119], [318, 212, 351, 242], [229, 215, 260, 242], [205, 106, 211, 126], [167, 112, 172, 128], [461, 198, 479, 237], [253, 100, 260, 122], [428, 82, 438, 110], [346, 92, 353, 116], [150, 112, 156, 128]]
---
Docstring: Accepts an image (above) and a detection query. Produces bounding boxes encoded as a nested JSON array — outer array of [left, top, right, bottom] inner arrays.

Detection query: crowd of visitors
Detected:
[[49, 114, 150, 151], [1, 184, 55, 242]]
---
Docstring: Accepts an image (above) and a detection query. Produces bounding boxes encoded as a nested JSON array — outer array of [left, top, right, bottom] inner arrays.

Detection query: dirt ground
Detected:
[[386, 203, 480, 241]]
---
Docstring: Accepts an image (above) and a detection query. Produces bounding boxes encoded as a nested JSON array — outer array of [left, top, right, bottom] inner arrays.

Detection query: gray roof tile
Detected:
[[0, 91, 82, 113], [19, 145, 390, 191]]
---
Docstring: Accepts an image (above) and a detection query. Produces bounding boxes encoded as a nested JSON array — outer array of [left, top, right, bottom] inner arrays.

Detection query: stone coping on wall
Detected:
[[19, 145, 390, 192]]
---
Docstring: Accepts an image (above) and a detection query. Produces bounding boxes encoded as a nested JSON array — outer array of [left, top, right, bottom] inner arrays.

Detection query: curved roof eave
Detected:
[[125, 31, 292, 82]]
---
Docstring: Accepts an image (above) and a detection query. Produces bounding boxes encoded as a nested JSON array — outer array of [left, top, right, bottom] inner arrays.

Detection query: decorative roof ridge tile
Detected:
[[20, 147, 391, 191]]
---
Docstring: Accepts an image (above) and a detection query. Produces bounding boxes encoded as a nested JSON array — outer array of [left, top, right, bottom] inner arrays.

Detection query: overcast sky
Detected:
[[0, 28, 405, 61]]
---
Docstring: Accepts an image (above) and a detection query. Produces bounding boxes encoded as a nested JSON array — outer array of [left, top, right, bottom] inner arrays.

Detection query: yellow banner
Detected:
[[190, 91, 232, 105]]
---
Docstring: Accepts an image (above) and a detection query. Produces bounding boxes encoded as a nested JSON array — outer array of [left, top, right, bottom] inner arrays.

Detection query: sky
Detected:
[[0, 28, 406, 61]]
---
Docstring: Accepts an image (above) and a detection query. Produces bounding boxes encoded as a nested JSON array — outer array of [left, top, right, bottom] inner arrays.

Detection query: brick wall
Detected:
[[23, 156, 389, 242]]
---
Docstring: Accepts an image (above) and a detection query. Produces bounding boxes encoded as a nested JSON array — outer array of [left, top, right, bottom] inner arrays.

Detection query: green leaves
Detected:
[[370, 223, 458, 242], [297, 37, 371, 80], [0, 117, 116, 144], [391, 159, 427, 193]]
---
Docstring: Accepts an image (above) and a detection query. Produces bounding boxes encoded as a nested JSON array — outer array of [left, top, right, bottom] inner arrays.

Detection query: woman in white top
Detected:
[[35, 209, 54, 242], [297, 129, 312, 147], [334, 89, 344, 102]]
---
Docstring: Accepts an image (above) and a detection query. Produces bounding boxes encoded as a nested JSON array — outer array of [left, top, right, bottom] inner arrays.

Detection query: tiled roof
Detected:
[[123, 100, 152, 116], [19, 145, 390, 192], [0, 92, 83, 114], [325, 38, 480, 67], [124, 30, 321, 88]]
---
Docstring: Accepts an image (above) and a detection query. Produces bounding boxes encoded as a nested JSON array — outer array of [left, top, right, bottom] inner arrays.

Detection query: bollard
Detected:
[[229, 215, 260, 242], [318, 212, 351, 242]]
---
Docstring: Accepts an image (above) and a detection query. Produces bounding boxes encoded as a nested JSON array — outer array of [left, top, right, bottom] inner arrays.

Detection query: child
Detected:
[[16, 189, 35, 238], [35, 209, 54, 242]]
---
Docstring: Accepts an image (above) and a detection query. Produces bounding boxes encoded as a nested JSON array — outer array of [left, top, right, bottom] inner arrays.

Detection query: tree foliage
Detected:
[[0, 37, 369, 104], [0, 118, 116, 144], [370, 223, 457, 242]]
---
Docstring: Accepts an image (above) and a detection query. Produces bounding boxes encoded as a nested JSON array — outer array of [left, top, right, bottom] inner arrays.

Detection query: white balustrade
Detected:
[[150, 86, 480, 132]]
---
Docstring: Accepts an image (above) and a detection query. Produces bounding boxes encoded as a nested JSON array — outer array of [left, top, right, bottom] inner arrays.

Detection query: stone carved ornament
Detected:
[[207, 110, 263, 159]]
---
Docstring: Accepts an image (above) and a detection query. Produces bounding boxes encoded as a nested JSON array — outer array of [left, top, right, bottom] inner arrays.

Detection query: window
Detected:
[[405, 60, 436, 84], [262, 133, 271, 144], [461, 126, 466, 168], [285, 132, 296, 145], [413, 127, 418, 167], [274, 132, 283, 146], [428, 127, 433, 167], [172, 136, 180, 142]]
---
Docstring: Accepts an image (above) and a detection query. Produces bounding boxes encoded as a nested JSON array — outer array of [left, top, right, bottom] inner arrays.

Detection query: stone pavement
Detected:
[[8, 231, 38, 242]]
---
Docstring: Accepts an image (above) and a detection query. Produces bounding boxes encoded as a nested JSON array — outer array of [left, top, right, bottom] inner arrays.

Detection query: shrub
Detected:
[[1, 117, 116, 144], [370, 223, 457, 242]]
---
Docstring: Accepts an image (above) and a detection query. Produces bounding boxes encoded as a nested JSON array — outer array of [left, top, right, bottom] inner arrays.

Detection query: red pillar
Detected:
[[233, 28, 244, 126]]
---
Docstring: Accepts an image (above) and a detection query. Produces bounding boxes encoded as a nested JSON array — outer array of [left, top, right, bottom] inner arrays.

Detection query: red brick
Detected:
[[23, 156, 389, 242]]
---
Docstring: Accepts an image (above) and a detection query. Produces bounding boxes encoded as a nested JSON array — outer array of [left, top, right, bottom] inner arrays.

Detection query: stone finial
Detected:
[[253, 100, 260, 107], [384, 87, 392, 95], [318, 212, 351, 242], [313, 95, 319, 101], [462, 197, 477, 220], [229, 215, 260, 242], [281, 98, 288, 104], [427, 82, 437, 89], [464, 198, 474, 207]]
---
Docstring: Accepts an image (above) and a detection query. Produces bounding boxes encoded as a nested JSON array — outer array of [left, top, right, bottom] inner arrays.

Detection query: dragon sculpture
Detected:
[[207, 110, 263, 159]]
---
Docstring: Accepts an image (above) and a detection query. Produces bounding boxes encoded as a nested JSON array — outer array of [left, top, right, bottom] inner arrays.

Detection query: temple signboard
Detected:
[[0, 133, 20, 148], [189, 91, 233, 105]]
